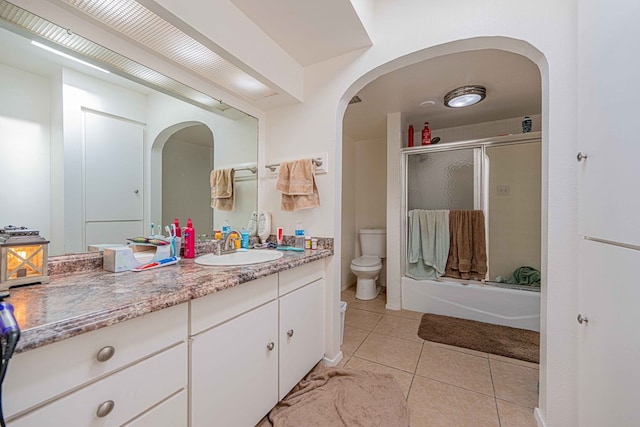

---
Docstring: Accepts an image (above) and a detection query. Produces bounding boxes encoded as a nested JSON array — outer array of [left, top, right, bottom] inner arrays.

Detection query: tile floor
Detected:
[[339, 285, 539, 427]]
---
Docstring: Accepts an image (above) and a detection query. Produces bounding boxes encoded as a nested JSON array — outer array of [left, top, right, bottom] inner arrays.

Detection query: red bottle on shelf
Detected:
[[421, 122, 431, 145], [408, 125, 414, 147]]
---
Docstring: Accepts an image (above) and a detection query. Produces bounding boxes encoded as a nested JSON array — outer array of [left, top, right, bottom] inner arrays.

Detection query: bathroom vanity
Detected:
[[2, 248, 331, 426]]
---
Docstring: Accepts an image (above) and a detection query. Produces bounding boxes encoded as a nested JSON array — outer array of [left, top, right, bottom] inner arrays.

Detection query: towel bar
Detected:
[[264, 158, 323, 172]]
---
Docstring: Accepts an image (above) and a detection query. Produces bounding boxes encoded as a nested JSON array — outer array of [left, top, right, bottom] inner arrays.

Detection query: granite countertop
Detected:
[[6, 248, 333, 354]]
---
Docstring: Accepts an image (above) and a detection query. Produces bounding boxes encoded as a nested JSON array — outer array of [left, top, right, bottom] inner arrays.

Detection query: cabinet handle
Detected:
[[287, 329, 294, 338], [577, 152, 588, 162], [266, 342, 275, 351], [96, 346, 116, 362], [96, 400, 115, 418], [577, 314, 589, 324]]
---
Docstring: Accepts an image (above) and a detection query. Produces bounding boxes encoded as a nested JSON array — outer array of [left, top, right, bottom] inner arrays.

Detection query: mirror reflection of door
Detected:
[[162, 124, 214, 236]]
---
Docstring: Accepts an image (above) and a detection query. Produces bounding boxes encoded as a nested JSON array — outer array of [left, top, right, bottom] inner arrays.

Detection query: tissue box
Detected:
[[103, 246, 141, 272]]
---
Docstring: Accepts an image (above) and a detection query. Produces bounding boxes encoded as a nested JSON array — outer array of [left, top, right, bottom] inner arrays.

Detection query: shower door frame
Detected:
[[400, 132, 542, 277]]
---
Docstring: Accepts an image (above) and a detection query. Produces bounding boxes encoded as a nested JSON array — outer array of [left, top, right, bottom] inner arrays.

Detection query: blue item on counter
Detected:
[[276, 246, 305, 252], [241, 229, 250, 249]]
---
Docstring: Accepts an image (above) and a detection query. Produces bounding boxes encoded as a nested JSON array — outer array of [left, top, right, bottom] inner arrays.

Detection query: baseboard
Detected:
[[534, 407, 547, 427], [322, 351, 343, 367]]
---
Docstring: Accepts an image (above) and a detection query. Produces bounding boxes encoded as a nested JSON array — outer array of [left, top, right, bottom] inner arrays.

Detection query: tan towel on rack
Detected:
[[210, 168, 235, 211], [276, 159, 320, 211], [444, 210, 487, 280]]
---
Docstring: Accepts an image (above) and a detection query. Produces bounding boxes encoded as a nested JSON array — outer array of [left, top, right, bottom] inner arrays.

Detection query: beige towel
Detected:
[[276, 159, 320, 211], [444, 210, 487, 280], [210, 168, 235, 211], [259, 364, 409, 427]]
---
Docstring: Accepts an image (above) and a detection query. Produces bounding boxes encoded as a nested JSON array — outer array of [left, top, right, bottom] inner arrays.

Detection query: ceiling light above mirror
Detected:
[[444, 85, 486, 108]]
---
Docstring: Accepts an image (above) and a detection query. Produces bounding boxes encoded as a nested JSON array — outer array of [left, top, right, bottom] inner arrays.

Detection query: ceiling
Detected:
[[230, 0, 372, 67], [229, 2, 541, 141], [342, 49, 542, 141]]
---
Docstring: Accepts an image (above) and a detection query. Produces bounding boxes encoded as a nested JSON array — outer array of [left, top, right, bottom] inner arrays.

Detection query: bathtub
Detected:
[[401, 277, 540, 332]]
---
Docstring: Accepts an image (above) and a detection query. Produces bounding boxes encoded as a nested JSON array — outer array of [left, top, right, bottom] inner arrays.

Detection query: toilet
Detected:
[[350, 228, 386, 300]]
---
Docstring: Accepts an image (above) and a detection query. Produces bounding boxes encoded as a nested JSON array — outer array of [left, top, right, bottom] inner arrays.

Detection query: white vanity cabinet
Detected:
[[190, 261, 326, 426], [5, 303, 189, 426]]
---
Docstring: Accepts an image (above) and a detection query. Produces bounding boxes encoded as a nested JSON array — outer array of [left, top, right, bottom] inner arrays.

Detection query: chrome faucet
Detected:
[[210, 230, 239, 256], [222, 230, 240, 252]]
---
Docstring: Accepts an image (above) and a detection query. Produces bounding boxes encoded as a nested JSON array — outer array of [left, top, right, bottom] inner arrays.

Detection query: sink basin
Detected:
[[194, 250, 284, 266]]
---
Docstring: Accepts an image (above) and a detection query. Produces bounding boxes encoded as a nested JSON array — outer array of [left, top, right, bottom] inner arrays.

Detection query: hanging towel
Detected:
[[210, 168, 235, 211], [444, 210, 488, 280], [407, 209, 450, 280], [276, 159, 320, 211]]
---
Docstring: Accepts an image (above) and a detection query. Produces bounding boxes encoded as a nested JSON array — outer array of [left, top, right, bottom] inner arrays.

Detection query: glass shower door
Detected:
[[406, 148, 479, 211]]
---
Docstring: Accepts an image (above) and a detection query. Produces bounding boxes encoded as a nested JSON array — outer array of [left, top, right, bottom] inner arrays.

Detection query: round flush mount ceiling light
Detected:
[[444, 85, 486, 108]]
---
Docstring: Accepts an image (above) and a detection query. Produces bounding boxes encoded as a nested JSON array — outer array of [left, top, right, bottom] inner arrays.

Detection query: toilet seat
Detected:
[[351, 255, 381, 268]]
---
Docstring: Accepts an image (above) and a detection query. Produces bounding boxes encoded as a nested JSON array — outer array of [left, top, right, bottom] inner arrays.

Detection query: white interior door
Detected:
[[84, 111, 143, 222], [578, 0, 640, 246], [578, 239, 640, 426]]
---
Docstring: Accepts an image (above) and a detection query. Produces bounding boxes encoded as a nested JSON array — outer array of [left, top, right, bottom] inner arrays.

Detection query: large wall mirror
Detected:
[[0, 6, 258, 256]]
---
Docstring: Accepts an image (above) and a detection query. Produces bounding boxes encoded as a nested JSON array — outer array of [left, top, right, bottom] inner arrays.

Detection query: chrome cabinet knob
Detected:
[[577, 314, 589, 324], [577, 152, 588, 162], [96, 345, 115, 362], [287, 329, 294, 338], [96, 400, 115, 418], [266, 342, 275, 351]]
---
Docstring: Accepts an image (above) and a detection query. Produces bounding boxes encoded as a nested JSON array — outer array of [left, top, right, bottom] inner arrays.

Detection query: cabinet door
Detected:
[[578, 239, 640, 426], [578, 0, 640, 246], [279, 278, 325, 400], [191, 300, 278, 427]]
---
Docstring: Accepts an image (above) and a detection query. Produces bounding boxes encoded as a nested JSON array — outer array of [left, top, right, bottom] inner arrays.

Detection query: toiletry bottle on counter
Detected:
[[222, 220, 231, 238], [184, 218, 195, 259], [295, 221, 305, 249], [421, 122, 431, 145], [408, 125, 414, 147], [241, 229, 250, 249], [173, 218, 181, 237]]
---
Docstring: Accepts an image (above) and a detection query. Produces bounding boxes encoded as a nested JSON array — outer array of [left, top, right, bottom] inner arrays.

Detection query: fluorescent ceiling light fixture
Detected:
[[444, 85, 486, 108], [31, 41, 110, 73]]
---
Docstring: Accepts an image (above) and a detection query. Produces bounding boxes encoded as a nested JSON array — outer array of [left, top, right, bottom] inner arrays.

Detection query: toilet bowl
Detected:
[[350, 255, 382, 300]]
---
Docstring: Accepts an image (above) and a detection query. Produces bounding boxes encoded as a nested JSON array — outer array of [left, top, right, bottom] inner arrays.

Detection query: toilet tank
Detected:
[[359, 228, 386, 258]]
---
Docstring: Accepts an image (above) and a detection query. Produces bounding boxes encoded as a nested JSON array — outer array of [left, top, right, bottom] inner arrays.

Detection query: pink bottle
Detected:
[[173, 218, 181, 237], [421, 122, 431, 145], [184, 218, 195, 259]]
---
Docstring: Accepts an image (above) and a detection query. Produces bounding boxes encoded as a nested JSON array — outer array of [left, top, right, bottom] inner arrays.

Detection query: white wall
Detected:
[[265, 2, 579, 425], [0, 64, 51, 244]]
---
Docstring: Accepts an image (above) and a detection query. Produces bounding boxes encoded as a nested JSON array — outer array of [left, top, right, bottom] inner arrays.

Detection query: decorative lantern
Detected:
[[0, 226, 49, 292]]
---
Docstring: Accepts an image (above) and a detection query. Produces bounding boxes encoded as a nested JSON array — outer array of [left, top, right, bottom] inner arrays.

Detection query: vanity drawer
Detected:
[[9, 342, 187, 427], [278, 260, 324, 296], [190, 274, 277, 335], [5, 303, 188, 418]]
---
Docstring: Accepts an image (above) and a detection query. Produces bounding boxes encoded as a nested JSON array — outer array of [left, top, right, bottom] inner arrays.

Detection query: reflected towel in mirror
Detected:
[[210, 168, 235, 211]]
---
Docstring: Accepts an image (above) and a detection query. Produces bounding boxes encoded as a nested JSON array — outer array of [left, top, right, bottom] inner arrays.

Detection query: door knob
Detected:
[[577, 152, 588, 162], [577, 314, 589, 324]]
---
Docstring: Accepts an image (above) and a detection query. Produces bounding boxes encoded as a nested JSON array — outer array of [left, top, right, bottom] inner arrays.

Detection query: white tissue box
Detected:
[[103, 246, 140, 272]]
